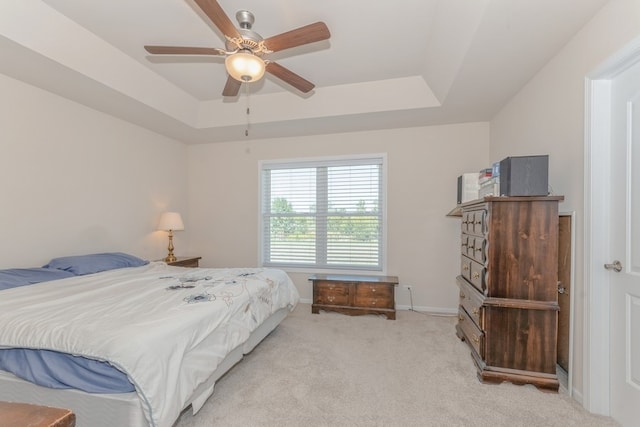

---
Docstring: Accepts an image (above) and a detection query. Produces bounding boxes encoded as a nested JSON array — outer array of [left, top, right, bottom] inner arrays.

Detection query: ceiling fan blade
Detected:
[[263, 22, 330, 53], [222, 75, 242, 97], [266, 62, 315, 93], [144, 46, 225, 55], [194, 0, 241, 39]]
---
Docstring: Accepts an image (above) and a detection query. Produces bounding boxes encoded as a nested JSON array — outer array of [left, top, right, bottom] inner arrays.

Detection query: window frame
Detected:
[[258, 154, 388, 274]]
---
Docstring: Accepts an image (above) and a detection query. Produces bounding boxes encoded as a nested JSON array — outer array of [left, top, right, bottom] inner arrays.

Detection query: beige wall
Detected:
[[490, 0, 640, 402], [0, 73, 189, 268], [187, 123, 490, 310]]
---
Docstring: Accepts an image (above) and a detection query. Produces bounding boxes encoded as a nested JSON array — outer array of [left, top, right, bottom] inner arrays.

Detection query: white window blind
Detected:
[[261, 156, 384, 271]]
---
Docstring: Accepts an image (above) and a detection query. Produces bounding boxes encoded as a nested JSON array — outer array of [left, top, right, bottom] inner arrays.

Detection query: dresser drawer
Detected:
[[461, 211, 473, 233], [313, 281, 350, 306], [469, 259, 486, 292], [472, 210, 486, 235], [471, 236, 486, 263], [457, 277, 484, 328], [461, 234, 469, 255], [458, 307, 484, 357], [464, 234, 476, 259], [353, 283, 393, 309], [461, 256, 472, 281]]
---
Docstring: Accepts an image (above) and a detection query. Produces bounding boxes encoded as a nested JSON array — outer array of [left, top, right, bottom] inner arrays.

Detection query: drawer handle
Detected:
[[472, 308, 480, 315], [472, 334, 480, 344], [475, 247, 482, 252], [463, 265, 469, 271], [459, 291, 465, 299], [475, 220, 482, 225], [472, 272, 480, 279], [458, 315, 464, 322]]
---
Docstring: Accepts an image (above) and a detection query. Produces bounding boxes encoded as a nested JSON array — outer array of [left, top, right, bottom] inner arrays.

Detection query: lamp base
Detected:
[[165, 231, 177, 263]]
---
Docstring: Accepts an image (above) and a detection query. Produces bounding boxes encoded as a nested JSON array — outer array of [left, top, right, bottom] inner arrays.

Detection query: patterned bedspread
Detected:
[[0, 262, 299, 427]]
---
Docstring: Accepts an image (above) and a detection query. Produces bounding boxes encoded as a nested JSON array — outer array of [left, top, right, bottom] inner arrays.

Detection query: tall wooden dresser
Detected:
[[455, 196, 563, 391]]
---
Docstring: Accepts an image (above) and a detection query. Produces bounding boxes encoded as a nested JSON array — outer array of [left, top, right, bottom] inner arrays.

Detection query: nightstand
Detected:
[[166, 256, 201, 268]]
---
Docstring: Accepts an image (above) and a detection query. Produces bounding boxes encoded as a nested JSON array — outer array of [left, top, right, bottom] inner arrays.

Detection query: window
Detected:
[[260, 155, 385, 271]]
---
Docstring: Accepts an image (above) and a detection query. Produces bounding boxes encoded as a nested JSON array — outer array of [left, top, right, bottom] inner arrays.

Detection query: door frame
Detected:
[[584, 35, 640, 416], [558, 211, 576, 397]]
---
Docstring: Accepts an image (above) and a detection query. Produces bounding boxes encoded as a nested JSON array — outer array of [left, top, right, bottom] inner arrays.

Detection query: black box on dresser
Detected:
[[499, 155, 549, 196]]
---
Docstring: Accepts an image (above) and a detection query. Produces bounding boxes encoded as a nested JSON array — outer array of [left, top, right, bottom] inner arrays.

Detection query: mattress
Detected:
[[0, 263, 299, 427]]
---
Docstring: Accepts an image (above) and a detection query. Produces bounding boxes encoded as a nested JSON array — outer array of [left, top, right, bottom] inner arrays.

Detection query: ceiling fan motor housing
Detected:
[[225, 10, 264, 52]]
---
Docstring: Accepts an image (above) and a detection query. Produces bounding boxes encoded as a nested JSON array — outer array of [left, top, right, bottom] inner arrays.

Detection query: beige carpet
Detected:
[[174, 303, 618, 427]]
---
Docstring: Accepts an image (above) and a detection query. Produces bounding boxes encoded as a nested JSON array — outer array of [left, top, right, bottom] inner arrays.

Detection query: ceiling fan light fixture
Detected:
[[225, 51, 265, 82]]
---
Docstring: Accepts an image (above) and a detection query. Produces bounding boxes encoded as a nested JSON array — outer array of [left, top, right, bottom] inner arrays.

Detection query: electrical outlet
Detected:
[[403, 285, 412, 291]]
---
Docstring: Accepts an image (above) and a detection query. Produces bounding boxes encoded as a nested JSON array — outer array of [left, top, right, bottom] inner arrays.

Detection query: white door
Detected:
[[608, 57, 640, 427]]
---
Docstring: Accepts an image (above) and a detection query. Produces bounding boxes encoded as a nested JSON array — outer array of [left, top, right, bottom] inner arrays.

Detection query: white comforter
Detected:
[[0, 262, 299, 427]]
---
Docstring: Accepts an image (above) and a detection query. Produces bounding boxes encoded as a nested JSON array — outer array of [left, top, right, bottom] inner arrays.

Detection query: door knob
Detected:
[[604, 260, 622, 272]]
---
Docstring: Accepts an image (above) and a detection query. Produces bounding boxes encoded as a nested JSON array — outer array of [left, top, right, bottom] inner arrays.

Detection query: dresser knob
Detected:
[[459, 292, 465, 299], [459, 315, 464, 321], [473, 308, 479, 315], [472, 334, 480, 344], [473, 272, 480, 279]]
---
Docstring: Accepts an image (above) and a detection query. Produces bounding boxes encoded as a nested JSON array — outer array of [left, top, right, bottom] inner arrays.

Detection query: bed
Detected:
[[0, 253, 299, 427]]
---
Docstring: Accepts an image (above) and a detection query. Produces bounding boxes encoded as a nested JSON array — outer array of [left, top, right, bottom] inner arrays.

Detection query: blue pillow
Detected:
[[0, 268, 75, 291], [43, 252, 148, 276]]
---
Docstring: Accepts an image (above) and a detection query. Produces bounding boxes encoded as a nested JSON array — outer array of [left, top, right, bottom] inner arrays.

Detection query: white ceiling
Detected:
[[0, 0, 609, 143]]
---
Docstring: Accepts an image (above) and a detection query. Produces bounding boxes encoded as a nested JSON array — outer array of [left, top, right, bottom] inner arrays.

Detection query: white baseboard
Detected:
[[298, 299, 456, 316], [396, 305, 457, 315]]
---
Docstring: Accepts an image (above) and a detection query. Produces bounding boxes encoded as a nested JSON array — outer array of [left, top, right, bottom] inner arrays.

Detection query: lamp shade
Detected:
[[225, 51, 265, 82], [157, 212, 184, 231]]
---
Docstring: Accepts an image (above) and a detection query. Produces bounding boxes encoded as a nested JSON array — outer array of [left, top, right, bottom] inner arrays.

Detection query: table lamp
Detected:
[[157, 212, 184, 263]]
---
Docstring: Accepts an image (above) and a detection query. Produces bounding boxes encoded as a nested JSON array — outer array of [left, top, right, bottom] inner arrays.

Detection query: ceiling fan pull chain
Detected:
[[245, 82, 251, 137]]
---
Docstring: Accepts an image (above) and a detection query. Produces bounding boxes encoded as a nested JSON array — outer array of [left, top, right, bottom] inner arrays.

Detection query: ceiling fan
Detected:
[[144, 0, 330, 97]]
